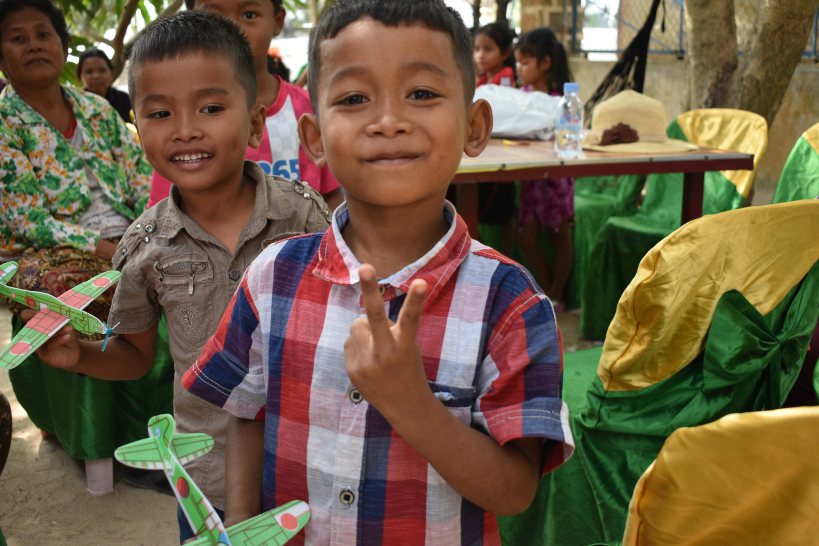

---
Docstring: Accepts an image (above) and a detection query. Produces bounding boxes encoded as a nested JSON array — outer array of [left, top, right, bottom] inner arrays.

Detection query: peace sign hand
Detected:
[[344, 264, 433, 421]]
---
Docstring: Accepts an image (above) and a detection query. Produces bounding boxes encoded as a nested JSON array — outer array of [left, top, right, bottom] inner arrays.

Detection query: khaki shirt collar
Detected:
[[164, 160, 297, 243]]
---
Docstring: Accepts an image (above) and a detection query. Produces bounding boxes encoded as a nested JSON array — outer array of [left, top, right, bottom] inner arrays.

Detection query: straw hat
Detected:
[[583, 90, 697, 153]]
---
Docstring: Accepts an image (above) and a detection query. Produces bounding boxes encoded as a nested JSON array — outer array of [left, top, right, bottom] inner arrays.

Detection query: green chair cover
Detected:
[[567, 175, 645, 310], [500, 202, 819, 545], [580, 110, 767, 340], [500, 264, 819, 546], [8, 314, 173, 460], [772, 121, 819, 203]]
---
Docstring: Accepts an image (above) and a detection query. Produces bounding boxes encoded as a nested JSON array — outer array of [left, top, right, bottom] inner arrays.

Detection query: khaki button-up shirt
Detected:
[[109, 161, 330, 508]]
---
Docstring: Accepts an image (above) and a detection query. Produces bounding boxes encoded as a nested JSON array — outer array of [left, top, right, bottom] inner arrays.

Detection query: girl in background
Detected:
[[514, 27, 574, 311], [473, 22, 517, 254]]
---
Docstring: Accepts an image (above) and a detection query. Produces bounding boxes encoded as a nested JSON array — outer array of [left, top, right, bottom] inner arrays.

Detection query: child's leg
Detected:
[[518, 219, 553, 292], [548, 220, 574, 307]]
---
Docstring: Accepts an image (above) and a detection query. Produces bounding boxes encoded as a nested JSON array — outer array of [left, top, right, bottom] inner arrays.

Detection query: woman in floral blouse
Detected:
[[0, 0, 169, 494], [0, 0, 150, 261]]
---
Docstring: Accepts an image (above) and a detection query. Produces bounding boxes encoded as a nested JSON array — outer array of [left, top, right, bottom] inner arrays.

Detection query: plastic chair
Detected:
[[566, 175, 645, 310], [580, 108, 768, 340], [622, 407, 819, 545], [498, 200, 819, 546], [772, 121, 819, 203]]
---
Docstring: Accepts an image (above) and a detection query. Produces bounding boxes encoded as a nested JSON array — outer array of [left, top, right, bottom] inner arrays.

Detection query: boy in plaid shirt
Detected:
[[183, 1, 574, 543]]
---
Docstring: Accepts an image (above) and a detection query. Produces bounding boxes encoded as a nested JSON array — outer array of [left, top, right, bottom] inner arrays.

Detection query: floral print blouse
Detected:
[[0, 84, 151, 258]]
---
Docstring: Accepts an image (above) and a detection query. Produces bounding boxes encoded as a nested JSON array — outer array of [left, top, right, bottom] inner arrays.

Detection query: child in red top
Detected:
[[147, 0, 342, 211], [473, 21, 516, 87]]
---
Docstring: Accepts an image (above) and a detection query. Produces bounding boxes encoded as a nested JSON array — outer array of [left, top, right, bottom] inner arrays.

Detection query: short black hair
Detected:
[[76, 47, 112, 78], [128, 10, 257, 108], [184, 0, 283, 10], [307, 0, 475, 108], [0, 0, 69, 50]]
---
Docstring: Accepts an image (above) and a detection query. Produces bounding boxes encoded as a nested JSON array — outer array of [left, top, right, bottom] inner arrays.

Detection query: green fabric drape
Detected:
[[771, 127, 819, 203], [568, 175, 645, 310], [8, 314, 172, 460], [499, 263, 819, 545]]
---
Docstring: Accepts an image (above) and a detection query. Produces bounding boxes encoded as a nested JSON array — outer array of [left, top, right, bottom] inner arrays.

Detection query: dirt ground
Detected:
[[0, 307, 178, 546]]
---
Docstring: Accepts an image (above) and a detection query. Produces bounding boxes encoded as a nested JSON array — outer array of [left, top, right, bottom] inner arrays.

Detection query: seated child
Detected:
[[32, 10, 330, 542], [148, 0, 343, 212], [183, 1, 574, 543]]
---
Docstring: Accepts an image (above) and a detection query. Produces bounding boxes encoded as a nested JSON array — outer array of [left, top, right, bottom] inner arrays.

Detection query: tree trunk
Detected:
[[683, 0, 738, 109], [685, 0, 818, 124], [496, 0, 511, 25], [471, 0, 482, 31], [739, 0, 818, 125]]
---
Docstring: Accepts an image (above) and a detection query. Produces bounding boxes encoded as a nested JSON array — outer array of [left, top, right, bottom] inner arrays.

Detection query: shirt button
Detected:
[[229, 269, 241, 282], [348, 388, 363, 404], [339, 488, 355, 506]]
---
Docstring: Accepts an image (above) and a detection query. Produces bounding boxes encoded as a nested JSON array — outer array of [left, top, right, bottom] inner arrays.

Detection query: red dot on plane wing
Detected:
[[10, 341, 31, 355], [176, 477, 189, 498], [92, 277, 111, 287], [280, 513, 298, 531]]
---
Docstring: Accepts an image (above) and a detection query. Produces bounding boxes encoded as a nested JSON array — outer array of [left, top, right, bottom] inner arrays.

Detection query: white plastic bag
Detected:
[[474, 84, 561, 140]]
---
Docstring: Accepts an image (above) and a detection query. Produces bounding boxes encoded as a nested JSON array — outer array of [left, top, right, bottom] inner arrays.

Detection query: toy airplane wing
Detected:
[[115, 433, 214, 469], [0, 308, 69, 370], [187, 500, 311, 546], [0, 261, 17, 284], [172, 433, 215, 465], [114, 437, 165, 470], [57, 270, 121, 309]]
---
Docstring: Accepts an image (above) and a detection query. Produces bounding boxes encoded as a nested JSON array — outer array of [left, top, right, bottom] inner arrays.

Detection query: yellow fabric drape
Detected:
[[623, 407, 819, 545]]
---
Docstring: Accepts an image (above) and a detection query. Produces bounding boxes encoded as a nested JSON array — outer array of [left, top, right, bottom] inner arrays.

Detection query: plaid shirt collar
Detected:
[[313, 200, 472, 304]]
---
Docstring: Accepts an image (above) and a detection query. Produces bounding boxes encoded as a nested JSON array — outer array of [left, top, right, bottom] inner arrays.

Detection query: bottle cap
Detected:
[[564, 82, 579, 94]]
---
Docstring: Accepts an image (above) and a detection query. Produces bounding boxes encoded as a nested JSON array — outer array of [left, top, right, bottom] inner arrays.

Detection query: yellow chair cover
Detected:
[[600, 200, 819, 391], [623, 406, 819, 546]]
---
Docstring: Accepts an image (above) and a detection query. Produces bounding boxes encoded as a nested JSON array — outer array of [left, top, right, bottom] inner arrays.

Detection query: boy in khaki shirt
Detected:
[[32, 10, 329, 541]]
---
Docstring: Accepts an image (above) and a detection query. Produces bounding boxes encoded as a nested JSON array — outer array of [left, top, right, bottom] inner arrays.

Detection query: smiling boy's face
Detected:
[[299, 18, 491, 212], [132, 52, 264, 196]]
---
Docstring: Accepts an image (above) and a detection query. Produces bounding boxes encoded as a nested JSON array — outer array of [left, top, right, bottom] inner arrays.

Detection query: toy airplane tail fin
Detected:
[[0, 261, 18, 284]]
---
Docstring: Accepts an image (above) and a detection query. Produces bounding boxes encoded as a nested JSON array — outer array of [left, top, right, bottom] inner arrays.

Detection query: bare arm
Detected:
[[345, 266, 542, 515], [225, 416, 265, 526], [29, 311, 157, 380]]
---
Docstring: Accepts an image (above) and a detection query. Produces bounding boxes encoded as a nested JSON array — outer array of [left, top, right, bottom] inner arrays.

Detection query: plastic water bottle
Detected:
[[554, 82, 583, 159]]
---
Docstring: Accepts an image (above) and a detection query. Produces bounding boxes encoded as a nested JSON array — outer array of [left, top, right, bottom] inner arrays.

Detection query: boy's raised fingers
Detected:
[[396, 279, 427, 343], [358, 264, 392, 347]]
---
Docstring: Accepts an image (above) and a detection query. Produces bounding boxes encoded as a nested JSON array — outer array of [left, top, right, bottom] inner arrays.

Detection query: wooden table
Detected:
[[452, 139, 755, 237]]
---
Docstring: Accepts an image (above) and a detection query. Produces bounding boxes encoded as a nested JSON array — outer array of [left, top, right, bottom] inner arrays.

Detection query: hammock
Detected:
[[583, 0, 666, 126]]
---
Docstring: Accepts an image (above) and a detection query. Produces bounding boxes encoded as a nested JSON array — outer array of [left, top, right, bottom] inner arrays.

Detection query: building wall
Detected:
[[570, 56, 819, 195]]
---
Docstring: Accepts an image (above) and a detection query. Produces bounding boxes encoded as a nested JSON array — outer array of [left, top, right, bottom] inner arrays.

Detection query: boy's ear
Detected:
[[297, 113, 327, 167], [464, 98, 493, 158], [247, 103, 266, 149]]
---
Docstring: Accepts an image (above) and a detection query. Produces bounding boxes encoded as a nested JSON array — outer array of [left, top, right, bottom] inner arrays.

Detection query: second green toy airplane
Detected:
[[115, 414, 310, 545]]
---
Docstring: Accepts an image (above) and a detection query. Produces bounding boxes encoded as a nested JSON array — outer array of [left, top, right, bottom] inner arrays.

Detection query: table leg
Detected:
[[682, 171, 705, 223], [455, 184, 479, 238]]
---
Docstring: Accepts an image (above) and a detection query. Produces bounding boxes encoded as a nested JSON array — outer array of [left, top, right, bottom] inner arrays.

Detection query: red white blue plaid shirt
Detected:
[[184, 202, 574, 545]]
